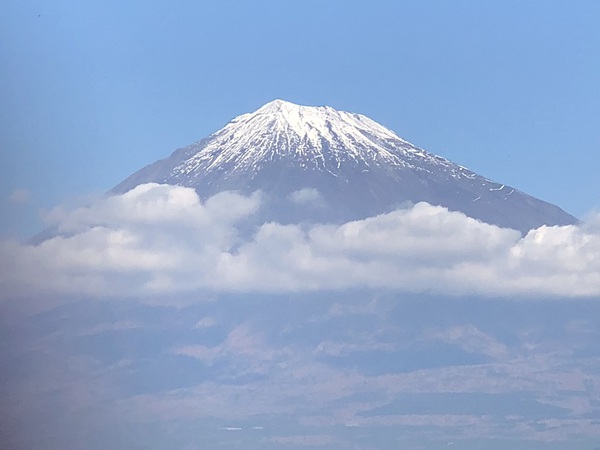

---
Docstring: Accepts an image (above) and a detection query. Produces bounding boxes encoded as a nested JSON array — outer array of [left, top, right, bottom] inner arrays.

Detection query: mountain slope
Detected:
[[113, 100, 577, 232]]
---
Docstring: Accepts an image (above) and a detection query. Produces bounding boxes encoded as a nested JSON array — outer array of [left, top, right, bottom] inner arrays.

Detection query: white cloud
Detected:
[[2, 183, 600, 302], [193, 317, 217, 329], [287, 188, 325, 207]]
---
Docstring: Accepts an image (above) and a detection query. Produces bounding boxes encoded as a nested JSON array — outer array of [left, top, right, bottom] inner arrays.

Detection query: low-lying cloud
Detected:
[[1, 183, 600, 302]]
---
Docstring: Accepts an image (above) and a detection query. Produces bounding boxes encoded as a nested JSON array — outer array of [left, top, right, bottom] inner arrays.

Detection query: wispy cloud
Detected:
[[8, 188, 32, 205]]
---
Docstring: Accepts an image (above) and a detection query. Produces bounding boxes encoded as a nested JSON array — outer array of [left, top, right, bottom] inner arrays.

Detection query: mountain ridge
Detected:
[[113, 100, 577, 233]]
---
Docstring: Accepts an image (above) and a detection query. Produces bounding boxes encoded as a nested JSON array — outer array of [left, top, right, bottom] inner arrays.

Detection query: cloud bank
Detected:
[[1, 183, 600, 301]]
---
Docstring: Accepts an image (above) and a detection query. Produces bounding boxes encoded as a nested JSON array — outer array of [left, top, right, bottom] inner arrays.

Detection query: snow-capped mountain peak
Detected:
[[112, 100, 577, 232], [249, 98, 402, 145], [171, 99, 442, 179]]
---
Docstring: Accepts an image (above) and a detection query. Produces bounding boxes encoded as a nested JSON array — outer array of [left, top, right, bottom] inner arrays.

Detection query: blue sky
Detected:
[[1, 0, 599, 238]]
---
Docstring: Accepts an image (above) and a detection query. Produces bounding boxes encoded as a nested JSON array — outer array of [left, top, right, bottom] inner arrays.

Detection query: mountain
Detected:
[[113, 99, 577, 232]]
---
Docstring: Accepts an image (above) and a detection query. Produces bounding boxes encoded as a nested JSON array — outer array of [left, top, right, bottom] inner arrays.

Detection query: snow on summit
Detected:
[[171, 99, 462, 178]]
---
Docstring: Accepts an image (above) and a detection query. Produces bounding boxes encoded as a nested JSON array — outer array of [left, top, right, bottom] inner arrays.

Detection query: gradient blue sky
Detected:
[[2, 0, 599, 237]]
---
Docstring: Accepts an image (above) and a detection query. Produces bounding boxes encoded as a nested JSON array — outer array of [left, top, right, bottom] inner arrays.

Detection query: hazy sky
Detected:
[[1, 0, 599, 238]]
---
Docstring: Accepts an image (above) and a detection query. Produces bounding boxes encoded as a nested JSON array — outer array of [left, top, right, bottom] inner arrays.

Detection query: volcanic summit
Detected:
[[113, 99, 576, 232]]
